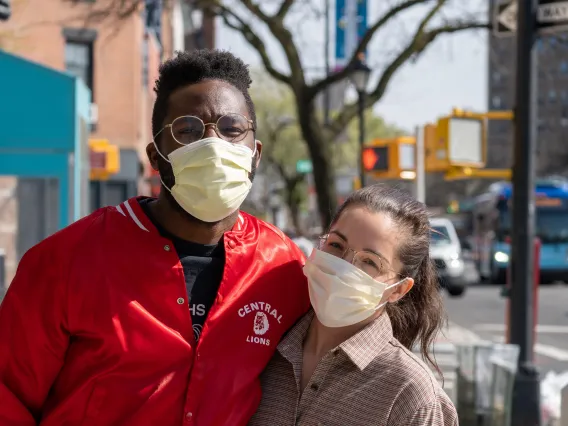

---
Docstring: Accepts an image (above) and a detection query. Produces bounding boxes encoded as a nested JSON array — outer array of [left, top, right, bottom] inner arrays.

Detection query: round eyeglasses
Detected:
[[155, 113, 255, 145], [319, 233, 399, 280]]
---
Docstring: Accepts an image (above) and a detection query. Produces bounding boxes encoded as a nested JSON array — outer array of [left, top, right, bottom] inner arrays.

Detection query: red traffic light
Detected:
[[362, 148, 378, 171], [362, 147, 389, 172]]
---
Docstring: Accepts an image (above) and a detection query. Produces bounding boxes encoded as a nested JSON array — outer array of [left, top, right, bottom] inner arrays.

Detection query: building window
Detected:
[[142, 37, 149, 88], [561, 61, 568, 74], [492, 71, 502, 84], [62, 28, 97, 98], [492, 95, 503, 109], [65, 42, 93, 90], [549, 89, 557, 103]]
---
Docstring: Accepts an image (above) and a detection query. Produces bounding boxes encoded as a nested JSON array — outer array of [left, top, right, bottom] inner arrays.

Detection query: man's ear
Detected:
[[146, 142, 160, 171], [387, 278, 414, 304], [254, 140, 263, 167]]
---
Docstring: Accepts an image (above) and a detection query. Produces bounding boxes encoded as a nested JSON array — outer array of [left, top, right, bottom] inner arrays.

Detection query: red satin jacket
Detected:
[[0, 197, 310, 426]]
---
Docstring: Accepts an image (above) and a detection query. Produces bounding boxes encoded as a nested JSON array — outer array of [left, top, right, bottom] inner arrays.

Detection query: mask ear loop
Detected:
[[252, 140, 259, 158], [152, 127, 171, 163], [374, 278, 408, 312]]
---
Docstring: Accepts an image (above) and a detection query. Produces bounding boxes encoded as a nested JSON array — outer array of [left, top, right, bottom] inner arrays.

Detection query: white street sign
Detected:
[[538, 1, 568, 24], [493, 0, 568, 36], [498, 1, 518, 32]]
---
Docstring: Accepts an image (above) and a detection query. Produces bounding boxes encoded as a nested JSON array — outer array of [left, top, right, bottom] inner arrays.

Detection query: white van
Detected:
[[430, 217, 467, 297]]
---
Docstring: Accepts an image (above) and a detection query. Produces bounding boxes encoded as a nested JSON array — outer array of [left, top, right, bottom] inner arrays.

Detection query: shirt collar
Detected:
[[339, 312, 393, 370], [277, 310, 394, 371]]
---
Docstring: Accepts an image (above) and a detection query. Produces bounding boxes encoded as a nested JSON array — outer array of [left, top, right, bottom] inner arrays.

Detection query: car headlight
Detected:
[[449, 252, 461, 260], [449, 259, 462, 268], [494, 251, 509, 263]]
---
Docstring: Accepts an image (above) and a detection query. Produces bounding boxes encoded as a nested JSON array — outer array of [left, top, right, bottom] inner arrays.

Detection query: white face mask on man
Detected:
[[153, 137, 256, 223], [303, 249, 406, 328]]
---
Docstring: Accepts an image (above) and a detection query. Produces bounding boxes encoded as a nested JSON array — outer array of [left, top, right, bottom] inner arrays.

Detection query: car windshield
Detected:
[[431, 225, 452, 245]]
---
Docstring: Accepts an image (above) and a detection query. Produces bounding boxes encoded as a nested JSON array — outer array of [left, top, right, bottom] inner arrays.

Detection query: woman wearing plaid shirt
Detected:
[[250, 184, 458, 426]]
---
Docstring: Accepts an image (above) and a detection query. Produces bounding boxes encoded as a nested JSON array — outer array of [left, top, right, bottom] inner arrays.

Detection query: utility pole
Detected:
[[414, 125, 426, 204], [358, 91, 365, 188], [509, 0, 540, 424], [323, 0, 331, 127]]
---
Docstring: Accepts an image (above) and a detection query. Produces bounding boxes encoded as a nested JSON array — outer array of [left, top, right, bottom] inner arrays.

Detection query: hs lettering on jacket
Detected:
[[238, 302, 282, 347]]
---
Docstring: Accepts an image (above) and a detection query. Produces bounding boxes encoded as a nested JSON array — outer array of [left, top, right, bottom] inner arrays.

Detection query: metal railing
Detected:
[[560, 383, 568, 426], [454, 342, 520, 426]]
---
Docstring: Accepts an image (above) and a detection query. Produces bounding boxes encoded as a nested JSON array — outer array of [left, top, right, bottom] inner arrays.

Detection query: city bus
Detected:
[[472, 177, 568, 283]]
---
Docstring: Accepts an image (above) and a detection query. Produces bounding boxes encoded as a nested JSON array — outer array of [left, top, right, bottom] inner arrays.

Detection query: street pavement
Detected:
[[444, 284, 568, 375]]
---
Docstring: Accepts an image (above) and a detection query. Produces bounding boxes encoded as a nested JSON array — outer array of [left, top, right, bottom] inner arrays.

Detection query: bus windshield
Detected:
[[497, 208, 568, 243]]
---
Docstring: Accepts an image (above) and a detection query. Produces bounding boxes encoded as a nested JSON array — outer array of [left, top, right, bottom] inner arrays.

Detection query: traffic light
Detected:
[[89, 139, 120, 181], [362, 146, 389, 172], [447, 200, 459, 213], [0, 0, 11, 21]]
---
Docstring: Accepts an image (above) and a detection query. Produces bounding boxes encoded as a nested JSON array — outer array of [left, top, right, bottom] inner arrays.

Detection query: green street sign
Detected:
[[296, 159, 312, 174]]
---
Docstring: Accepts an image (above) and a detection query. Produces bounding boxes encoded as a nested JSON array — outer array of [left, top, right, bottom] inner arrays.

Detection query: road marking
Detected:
[[474, 323, 568, 334], [492, 336, 568, 361], [443, 322, 483, 344]]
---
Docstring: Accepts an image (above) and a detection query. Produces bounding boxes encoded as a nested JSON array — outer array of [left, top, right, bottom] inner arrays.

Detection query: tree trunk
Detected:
[[286, 182, 302, 235], [296, 94, 337, 227]]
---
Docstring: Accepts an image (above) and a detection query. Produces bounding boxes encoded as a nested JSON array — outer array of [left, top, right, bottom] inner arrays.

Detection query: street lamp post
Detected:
[[350, 57, 371, 188]]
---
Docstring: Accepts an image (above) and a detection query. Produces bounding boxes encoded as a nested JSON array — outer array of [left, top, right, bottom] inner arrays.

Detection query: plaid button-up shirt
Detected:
[[249, 311, 458, 426]]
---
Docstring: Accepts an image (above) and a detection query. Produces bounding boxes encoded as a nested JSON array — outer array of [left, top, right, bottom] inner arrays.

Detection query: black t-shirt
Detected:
[[139, 199, 225, 342]]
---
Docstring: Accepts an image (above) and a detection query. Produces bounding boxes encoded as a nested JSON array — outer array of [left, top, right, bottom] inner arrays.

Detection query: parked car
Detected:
[[430, 217, 471, 297]]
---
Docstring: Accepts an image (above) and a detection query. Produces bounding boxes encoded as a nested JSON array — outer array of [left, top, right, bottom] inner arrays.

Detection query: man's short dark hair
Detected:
[[152, 49, 257, 140]]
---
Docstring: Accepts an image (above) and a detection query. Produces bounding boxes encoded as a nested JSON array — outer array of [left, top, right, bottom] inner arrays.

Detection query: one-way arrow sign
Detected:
[[496, 0, 518, 33], [494, 0, 568, 37]]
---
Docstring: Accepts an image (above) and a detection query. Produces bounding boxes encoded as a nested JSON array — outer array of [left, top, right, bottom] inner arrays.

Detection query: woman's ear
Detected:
[[388, 278, 414, 304]]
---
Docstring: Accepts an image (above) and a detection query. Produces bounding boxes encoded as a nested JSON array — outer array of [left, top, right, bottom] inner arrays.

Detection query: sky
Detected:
[[215, 1, 489, 133]]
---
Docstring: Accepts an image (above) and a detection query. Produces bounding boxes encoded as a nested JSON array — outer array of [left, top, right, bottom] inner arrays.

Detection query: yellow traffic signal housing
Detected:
[[424, 123, 448, 173], [444, 166, 512, 181], [89, 139, 120, 181], [436, 114, 486, 169], [363, 137, 416, 180]]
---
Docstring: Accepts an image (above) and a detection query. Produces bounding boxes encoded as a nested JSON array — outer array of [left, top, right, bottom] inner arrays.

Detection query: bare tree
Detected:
[[72, 0, 489, 225]]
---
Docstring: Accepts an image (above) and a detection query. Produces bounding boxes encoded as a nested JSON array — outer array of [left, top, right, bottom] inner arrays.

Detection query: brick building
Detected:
[[0, 0, 173, 285]]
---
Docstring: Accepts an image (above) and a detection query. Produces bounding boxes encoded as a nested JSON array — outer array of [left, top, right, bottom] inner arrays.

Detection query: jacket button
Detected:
[[227, 240, 236, 249], [177, 298, 185, 305], [185, 411, 193, 419], [164, 244, 171, 251]]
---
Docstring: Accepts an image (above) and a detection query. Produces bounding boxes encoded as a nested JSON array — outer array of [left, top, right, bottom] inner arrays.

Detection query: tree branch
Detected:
[[200, 1, 292, 85], [275, 0, 295, 19], [329, 13, 489, 137], [308, 0, 429, 99], [265, 154, 291, 182], [239, 0, 272, 22], [230, 0, 306, 88]]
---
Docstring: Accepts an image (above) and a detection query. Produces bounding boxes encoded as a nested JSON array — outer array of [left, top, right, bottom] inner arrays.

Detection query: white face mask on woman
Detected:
[[154, 137, 256, 222], [303, 249, 406, 328]]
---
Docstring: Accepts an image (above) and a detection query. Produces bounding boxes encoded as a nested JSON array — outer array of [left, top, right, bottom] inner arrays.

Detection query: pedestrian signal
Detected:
[[362, 147, 389, 172]]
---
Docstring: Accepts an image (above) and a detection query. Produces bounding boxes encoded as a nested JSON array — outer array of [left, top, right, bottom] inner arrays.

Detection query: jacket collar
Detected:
[[115, 197, 247, 236]]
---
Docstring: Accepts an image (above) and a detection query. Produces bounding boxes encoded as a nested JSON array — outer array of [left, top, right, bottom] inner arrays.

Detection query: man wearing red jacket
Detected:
[[0, 49, 310, 425]]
